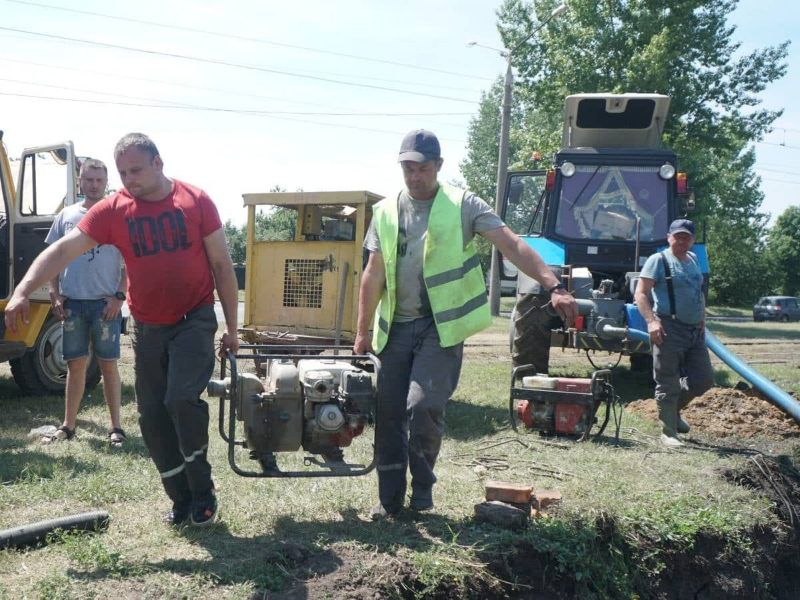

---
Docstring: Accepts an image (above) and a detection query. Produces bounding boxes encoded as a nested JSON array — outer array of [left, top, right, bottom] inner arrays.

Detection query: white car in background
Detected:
[[486, 256, 518, 296]]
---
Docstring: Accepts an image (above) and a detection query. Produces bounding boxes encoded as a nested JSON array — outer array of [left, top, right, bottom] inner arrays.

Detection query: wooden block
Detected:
[[485, 481, 533, 504], [533, 490, 562, 511], [474, 501, 529, 529]]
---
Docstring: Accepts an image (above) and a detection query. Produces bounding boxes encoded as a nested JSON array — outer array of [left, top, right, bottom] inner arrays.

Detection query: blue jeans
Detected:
[[62, 298, 122, 361]]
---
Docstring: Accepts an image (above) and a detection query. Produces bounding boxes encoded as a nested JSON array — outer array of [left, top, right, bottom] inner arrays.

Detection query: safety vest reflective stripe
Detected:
[[435, 291, 488, 324], [424, 253, 482, 288], [378, 316, 390, 333], [371, 184, 492, 352]]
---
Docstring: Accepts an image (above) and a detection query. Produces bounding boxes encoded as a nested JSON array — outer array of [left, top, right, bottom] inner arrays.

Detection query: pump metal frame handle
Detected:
[[217, 345, 381, 478]]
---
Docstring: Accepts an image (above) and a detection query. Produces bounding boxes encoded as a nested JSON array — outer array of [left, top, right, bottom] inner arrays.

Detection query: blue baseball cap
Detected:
[[668, 219, 695, 236], [398, 129, 441, 163]]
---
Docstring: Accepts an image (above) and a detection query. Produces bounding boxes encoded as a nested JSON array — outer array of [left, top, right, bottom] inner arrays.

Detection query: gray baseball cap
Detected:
[[398, 129, 441, 163]]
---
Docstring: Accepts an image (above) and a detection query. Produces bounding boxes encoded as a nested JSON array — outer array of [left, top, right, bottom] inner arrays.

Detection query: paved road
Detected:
[[498, 310, 748, 323], [214, 301, 245, 325], [122, 301, 246, 326]]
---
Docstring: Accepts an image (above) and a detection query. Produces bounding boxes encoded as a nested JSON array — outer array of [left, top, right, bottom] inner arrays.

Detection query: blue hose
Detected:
[[604, 324, 800, 424], [598, 324, 651, 346], [593, 315, 800, 424], [704, 329, 800, 424]]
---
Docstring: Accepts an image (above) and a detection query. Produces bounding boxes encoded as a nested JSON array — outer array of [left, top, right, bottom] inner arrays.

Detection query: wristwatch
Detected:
[[114, 291, 127, 301], [547, 283, 567, 294]]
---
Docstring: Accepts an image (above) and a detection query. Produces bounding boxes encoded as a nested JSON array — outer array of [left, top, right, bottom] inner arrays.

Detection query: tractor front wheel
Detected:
[[510, 293, 560, 372], [10, 314, 101, 395]]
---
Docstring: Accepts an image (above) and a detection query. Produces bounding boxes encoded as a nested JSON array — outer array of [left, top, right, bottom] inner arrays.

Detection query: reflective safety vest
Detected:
[[372, 184, 493, 352]]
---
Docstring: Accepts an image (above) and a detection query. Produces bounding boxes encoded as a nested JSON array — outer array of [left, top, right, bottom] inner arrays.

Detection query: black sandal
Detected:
[[109, 428, 126, 448], [42, 425, 75, 444]]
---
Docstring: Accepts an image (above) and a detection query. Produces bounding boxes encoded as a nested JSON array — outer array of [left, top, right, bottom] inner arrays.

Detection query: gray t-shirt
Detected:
[[640, 250, 704, 324], [45, 203, 124, 300], [364, 189, 504, 322]]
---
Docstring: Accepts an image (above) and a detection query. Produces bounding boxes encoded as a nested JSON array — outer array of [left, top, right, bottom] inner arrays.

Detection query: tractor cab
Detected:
[[501, 94, 705, 373], [502, 93, 699, 301]]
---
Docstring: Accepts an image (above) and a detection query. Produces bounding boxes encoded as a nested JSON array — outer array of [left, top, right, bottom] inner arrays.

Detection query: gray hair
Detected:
[[79, 158, 107, 176], [114, 133, 160, 161]]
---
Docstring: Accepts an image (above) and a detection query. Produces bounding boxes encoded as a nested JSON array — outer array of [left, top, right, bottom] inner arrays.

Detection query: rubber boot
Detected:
[[658, 396, 684, 448], [677, 412, 691, 435], [677, 377, 691, 434]]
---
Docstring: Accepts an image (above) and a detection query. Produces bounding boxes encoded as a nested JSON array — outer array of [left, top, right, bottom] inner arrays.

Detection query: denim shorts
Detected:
[[62, 298, 122, 361]]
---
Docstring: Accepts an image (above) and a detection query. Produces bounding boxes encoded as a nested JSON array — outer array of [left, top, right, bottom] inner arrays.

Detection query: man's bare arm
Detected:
[[481, 225, 577, 325], [354, 251, 386, 355], [203, 228, 240, 355], [4, 229, 97, 334], [48, 274, 66, 321], [634, 276, 665, 345]]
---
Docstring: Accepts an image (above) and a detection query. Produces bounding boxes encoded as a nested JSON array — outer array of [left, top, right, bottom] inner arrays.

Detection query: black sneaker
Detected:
[[370, 503, 400, 521], [191, 491, 218, 526], [410, 486, 433, 512], [165, 502, 191, 526]]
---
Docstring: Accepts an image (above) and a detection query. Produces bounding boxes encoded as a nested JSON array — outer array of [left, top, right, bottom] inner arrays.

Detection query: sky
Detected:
[[0, 0, 797, 227]]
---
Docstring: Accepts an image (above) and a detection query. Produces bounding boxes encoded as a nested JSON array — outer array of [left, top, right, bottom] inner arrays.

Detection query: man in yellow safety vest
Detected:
[[354, 129, 577, 519]]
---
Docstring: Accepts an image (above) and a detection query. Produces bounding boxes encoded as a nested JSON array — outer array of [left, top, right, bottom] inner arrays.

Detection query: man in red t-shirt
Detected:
[[5, 133, 239, 527]]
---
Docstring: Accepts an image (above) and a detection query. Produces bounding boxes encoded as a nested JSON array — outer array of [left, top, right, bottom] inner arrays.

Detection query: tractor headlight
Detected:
[[561, 162, 576, 177], [659, 163, 676, 180]]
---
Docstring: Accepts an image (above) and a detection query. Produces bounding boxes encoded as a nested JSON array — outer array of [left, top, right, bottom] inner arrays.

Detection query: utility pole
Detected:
[[487, 4, 567, 316]]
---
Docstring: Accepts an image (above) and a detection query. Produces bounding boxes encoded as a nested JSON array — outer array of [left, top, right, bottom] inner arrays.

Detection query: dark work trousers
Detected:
[[375, 316, 463, 511], [652, 316, 715, 436], [130, 305, 218, 506]]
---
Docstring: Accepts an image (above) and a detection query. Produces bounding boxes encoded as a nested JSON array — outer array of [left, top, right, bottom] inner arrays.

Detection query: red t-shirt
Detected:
[[78, 179, 222, 325]]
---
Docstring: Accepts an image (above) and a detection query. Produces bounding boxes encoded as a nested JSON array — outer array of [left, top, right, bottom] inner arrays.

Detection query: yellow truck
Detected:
[[0, 131, 100, 394]]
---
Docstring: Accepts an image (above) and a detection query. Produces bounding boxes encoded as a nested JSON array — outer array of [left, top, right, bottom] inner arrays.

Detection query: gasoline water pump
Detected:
[[509, 368, 621, 442], [207, 345, 379, 477]]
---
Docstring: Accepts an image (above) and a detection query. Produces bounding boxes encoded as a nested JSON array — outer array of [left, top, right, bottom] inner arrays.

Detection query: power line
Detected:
[[761, 177, 800, 186], [758, 141, 800, 151], [0, 27, 479, 105], [0, 78, 473, 116], [0, 30, 482, 94], [756, 166, 800, 177], [0, 58, 471, 130], [5, 0, 490, 82], [0, 77, 198, 108], [0, 56, 333, 110], [756, 163, 800, 174], [0, 91, 468, 142]]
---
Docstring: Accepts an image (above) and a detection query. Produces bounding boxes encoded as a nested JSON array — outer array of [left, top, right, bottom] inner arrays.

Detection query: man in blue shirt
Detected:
[[634, 219, 715, 447]]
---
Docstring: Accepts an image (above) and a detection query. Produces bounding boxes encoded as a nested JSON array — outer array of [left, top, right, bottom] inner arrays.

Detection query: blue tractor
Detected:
[[501, 93, 702, 373]]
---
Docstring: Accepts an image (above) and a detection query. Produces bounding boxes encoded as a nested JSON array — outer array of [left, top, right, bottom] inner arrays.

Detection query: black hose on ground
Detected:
[[0, 511, 110, 549]]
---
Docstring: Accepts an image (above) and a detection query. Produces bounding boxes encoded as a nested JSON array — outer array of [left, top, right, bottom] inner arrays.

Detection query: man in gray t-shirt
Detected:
[[355, 129, 577, 519], [363, 190, 503, 321], [41, 159, 128, 447]]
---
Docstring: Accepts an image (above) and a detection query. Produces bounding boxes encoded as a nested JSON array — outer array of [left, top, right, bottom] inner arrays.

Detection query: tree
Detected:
[[460, 78, 527, 272], [463, 0, 789, 303], [768, 206, 800, 296], [223, 219, 246, 264], [222, 185, 298, 263], [704, 149, 776, 305]]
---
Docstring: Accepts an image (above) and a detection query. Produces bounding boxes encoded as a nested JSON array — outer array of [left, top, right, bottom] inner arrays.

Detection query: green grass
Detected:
[[0, 321, 797, 598], [706, 305, 752, 318]]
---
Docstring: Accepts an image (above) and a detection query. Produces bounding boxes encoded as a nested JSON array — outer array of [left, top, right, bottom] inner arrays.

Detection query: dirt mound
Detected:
[[626, 386, 800, 438]]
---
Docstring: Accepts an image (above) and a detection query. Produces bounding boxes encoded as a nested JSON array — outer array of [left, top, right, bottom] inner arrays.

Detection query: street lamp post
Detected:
[[486, 3, 567, 316]]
